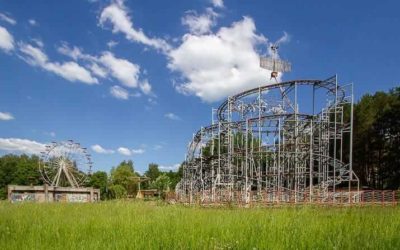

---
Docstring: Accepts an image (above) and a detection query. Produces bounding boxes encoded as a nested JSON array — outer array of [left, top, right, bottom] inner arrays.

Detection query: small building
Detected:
[[136, 189, 158, 199], [8, 185, 100, 203]]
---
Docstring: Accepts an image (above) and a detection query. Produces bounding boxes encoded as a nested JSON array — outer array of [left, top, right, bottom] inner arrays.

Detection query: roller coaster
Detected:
[[176, 75, 361, 205]]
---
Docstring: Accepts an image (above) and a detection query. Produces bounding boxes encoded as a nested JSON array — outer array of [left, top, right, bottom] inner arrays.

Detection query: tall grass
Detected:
[[0, 201, 399, 249]]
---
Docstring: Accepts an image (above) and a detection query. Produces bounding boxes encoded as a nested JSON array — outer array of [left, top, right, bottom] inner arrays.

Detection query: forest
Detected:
[[353, 87, 400, 189]]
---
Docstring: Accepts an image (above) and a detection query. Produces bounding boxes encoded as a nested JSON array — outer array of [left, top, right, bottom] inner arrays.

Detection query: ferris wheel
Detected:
[[39, 140, 92, 188]]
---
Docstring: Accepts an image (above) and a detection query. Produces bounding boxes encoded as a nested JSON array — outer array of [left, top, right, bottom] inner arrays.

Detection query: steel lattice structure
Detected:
[[39, 140, 92, 188], [176, 76, 360, 205]]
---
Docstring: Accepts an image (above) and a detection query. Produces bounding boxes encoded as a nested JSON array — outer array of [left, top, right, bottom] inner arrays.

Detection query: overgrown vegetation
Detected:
[[0, 154, 42, 199], [0, 87, 399, 199], [0, 201, 399, 249], [0, 157, 182, 200]]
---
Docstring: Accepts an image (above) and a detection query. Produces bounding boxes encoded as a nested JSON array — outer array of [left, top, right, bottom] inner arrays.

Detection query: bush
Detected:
[[107, 184, 127, 199]]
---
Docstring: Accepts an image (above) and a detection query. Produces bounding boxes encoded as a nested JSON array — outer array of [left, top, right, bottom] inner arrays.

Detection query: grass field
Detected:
[[0, 201, 399, 249]]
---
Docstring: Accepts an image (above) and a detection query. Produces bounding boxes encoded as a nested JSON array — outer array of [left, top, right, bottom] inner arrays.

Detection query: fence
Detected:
[[170, 190, 399, 207]]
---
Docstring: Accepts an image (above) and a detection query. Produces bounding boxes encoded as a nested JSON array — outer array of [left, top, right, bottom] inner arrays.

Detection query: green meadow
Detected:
[[0, 201, 399, 249]]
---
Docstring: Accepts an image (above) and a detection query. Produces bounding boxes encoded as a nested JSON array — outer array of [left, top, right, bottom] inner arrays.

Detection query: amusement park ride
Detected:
[[39, 140, 93, 188], [6, 41, 396, 205], [176, 41, 361, 205], [8, 140, 99, 203]]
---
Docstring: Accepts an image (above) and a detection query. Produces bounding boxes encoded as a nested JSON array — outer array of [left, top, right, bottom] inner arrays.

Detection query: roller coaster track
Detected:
[[179, 75, 357, 204]]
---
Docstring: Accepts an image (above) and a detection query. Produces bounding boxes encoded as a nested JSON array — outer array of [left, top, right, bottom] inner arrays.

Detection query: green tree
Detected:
[[152, 174, 171, 198], [110, 160, 137, 196], [145, 163, 160, 181], [108, 184, 127, 199], [165, 164, 183, 190], [0, 154, 43, 199], [353, 87, 400, 189], [371, 95, 400, 189], [88, 171, 108, 200]]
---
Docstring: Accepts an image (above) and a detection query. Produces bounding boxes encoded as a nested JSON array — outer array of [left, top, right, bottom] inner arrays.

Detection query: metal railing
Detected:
[[170, 190, 399, 207]]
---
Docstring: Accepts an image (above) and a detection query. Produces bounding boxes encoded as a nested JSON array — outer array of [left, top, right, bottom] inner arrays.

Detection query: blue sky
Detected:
[[0, 0, 399, 174]]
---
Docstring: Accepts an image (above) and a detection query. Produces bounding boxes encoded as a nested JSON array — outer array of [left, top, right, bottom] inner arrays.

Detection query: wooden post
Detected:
[[360, 191, 363, 207], [340, 191, 343, 205], [349, 190, 352, 206], [393, 191, 396, 207], [372, 191, 375, 205], [90, 188, 94, 202], [44, 184, 49, 202], [7, 185, 12, 202]]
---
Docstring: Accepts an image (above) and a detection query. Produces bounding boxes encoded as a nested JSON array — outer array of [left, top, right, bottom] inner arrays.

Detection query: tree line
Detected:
[[95, 161, 183, 200], [0, 87, 399, 199], [353, 87, 400, 189], [0, 155, 182, 200]]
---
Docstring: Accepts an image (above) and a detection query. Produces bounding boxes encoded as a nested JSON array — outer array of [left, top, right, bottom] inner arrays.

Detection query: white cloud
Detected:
[[47, 62, 98, 84], [0, 138, 45, 155], [117, 147, 132, 156], [99, 51, 140, 88], [276, 31, 290, 45], [0, 26, 14, 52], [131, 148, 145, 154], [89, 63, 108, 78], [91, 144, 114, 154], [31, 38, 44, 48], [19, 42, 47, 64], [110, 85, 129, 100], [182, 8, 218, 35], [19, 42, 98, 84], [139, 79, 153, 95], [117, 146, 144, 156], [28, 19, 38, 26], [0, 112, 14, 121], [159, 163, 180, 171], [99, 0, 171, 52], [57, 44, 83, 61], [107, 40, 118, 48], [57, 43, 95, 61], [0, 13, 16, 25], [56, 43, 155, 96], [168, 17, 278, 102], [211, 0, 224, 8], [92, 144, 143, 155], [153, 145, 163, 150], [164, 113, 181, 121]]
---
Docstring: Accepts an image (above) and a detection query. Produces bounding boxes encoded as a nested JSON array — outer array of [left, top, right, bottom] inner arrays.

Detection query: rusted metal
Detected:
[[176, 76, 363, 205]]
